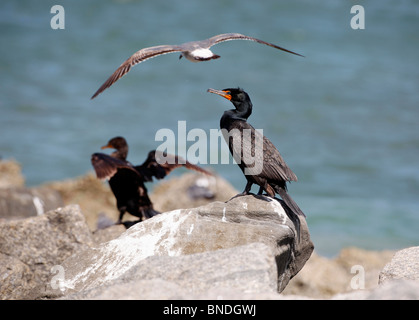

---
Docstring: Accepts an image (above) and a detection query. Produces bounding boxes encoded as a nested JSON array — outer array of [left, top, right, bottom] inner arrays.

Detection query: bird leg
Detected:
[[228, 181, 253, 201], [243, 180, 253, 194], [257, 185, 274, 197], [115, 209, 126, 225], [253, 185, 275, 202]]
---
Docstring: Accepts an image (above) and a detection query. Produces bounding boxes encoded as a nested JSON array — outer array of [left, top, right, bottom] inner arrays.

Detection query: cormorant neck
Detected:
[[232, 100, 252, 120], [111, 146, 128, 161]]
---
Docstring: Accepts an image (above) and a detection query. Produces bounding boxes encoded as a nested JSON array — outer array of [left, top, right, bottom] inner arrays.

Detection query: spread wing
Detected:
[[91, 44, 183, 99], [135, 150, 213, 181], [91, 152, 140, 180], [207, 33, 303, 57]]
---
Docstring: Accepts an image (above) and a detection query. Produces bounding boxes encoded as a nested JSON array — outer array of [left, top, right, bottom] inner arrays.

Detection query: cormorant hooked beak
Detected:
[[207, 88, 232, 100], [101, 144, 112, 150]]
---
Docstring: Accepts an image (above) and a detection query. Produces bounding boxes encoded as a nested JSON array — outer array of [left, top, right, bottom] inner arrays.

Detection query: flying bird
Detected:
[[91, 33, 303, 99], [91, 136, 212, 226], [207, 88, 305, 217]]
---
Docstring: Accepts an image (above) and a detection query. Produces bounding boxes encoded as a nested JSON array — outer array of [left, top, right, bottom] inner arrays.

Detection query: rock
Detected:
[[48, 195, 313, 298], [332, 279, 419, 300], [335, 247, 395, 275], [367, 280, 419, 300], [0, 186, 64, 220], [379, 246, 419, 284], [61, 242, 279, 300], [45, 173, 116, 230], [46, 172, 238, 231], [0, 159, 63, 221], [281, 251, 350, 298], [282, 247, 395, 298], [0, 205, 93, 300], [0, 253, 34, 300], [66, 278, 193, 300], [91, 223, 126, 246], [0, 159, 25, 189], [95, 212, 117, 230], [150, 172, 238, 213]]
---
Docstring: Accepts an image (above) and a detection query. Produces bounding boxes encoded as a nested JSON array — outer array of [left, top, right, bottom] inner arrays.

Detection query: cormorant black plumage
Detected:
[[207, 88, 305, 217], [91, 136, 212, 226]]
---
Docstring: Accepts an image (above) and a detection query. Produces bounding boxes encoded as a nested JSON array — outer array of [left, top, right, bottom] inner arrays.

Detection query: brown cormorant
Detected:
[[207, 88, 305, 217], [91, 136, 212, 226], [91, 33, 303, 99]]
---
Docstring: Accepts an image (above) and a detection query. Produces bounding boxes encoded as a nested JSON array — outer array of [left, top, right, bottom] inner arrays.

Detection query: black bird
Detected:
[[91, 33, 303, 99], [91, 136, 212, 226], [207, 88, 305, 217]]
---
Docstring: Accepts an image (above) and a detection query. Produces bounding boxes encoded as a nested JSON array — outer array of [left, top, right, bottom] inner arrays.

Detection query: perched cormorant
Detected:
[[207, 88, 305, 217], [91, 136, 212, 226], [91, 33, 303, 99]]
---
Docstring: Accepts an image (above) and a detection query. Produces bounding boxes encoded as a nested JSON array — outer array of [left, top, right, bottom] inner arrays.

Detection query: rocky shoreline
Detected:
[[1, 159, 418, 300]]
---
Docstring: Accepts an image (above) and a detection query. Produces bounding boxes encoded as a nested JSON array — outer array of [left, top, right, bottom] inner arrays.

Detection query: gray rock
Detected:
[[379, 246, 419, 284], [51, 195, 313, 298], [0, 204, 93, 300], [62, 242, 279, 299], [66, 278, 192, 300], [0, 253, 34, 300], [0, 186, 64, 220], [62, 277, 311, 300], [91, 223, 126, 245], [281, 251, 351, 298], [368, 280, 419, 300], [332, 279, 419, 300], [331, 247, 419, 300], [282, 247, 395, 298], [45, 172, 238, 231]]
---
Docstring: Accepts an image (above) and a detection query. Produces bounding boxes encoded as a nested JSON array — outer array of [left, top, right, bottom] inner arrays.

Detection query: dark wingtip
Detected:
[[286, 49, 305, 58], [91, 91, 100, 100]]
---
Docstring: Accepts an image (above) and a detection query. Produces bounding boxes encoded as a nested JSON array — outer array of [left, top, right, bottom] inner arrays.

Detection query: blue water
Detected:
[[1, 0, 418, 256]]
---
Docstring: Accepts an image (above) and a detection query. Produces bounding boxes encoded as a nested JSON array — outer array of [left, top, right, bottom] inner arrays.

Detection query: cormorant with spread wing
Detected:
[[91, 136, 212, 226]]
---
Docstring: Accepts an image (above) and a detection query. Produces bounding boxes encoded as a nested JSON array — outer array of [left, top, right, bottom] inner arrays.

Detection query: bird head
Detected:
[[207, 87, 249, 102], [207, 87, 252, 116], [101, 136, 128, 160], [101, 136, 127, 151]]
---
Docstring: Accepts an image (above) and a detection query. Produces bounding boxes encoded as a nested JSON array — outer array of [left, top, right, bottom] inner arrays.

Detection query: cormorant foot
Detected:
[[253, 194, 273, 202], [228, 191, 253, 202]]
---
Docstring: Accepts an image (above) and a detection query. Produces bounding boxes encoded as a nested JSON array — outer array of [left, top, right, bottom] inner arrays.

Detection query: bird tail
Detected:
[[276, 187, 306, 217]]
